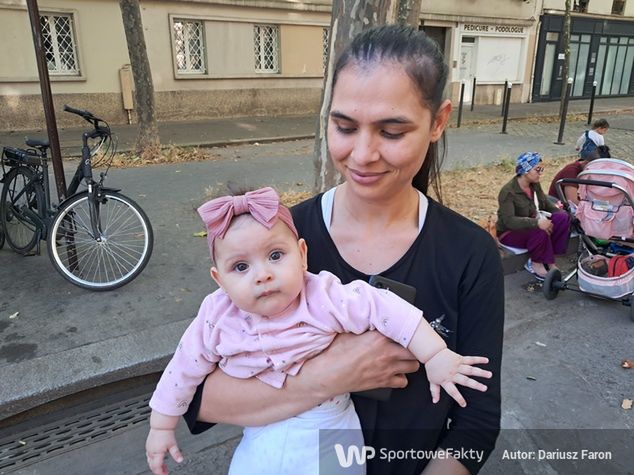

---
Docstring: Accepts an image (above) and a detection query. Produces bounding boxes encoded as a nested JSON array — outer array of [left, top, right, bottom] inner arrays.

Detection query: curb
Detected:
[[0, 319, 190, 421], [60, 134, 317, 157]]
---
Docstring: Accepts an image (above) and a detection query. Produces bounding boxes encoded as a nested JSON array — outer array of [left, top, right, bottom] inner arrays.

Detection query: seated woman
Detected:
[[497, 152, 571, 280], [548, 147, 600, 207]]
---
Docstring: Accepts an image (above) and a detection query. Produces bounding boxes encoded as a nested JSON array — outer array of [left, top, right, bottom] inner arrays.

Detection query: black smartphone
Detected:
[[354, 275, 417, 401], [368, 275, 417, 304]]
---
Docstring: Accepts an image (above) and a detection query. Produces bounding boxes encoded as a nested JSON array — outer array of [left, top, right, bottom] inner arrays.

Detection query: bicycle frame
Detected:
[[0, 148, 53, 243], [2, 105, 153, 290]]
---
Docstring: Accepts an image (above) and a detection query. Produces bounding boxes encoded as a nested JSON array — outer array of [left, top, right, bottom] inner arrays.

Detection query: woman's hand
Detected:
[[301, 331, 420, 396], [537, 217, 553, 234]]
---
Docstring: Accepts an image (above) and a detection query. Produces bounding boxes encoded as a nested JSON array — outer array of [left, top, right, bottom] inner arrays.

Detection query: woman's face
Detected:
[[525, 163, 544, 183], [327, 62, 451, 200]]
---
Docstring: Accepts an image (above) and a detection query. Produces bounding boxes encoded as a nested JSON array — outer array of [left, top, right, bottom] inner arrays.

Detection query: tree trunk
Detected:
[[313, 0, 422, 193], [119, 0, 160, 157], [395, 0, 422, 26], [559, 0, 572, 118]]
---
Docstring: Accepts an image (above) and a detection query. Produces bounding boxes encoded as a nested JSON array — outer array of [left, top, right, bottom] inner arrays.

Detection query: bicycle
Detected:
[[0, 105, 153, 290]]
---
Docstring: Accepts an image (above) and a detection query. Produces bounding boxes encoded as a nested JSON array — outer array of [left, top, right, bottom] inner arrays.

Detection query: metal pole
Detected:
[[457, 80, 465, 128], [26, 0, 66, 200], [555, 77, 574, 145], [501, 82, 512, 134], [470, 76, 477, 111], [501, 80, 508, 117], [587, 81, 597, 126]]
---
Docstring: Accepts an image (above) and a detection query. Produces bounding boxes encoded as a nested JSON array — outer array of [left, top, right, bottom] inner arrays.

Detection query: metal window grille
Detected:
[[39, 14, 79, 75], [254, 25, 279, 73], [573, 0, 589, 13], [612, 0, 626, 15], [173, 20, 206, 74], [322, 28, 330, 71]]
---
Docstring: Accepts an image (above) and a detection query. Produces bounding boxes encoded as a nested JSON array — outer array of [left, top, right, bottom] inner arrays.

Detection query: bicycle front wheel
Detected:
[[47, 190, 153, 290], [0, 166, 44, 254]]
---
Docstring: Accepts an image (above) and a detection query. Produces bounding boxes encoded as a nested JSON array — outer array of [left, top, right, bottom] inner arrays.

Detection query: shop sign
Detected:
[[462, 24, 525, 35]]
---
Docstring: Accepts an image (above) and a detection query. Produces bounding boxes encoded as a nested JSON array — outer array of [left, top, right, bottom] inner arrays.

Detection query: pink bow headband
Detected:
[[197, 187, 298, 259]]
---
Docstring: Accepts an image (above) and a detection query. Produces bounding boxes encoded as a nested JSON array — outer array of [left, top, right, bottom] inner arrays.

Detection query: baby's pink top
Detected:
[[150, 270, 422, 416]]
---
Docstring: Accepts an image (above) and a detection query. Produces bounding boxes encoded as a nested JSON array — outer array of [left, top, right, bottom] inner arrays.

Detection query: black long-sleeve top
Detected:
[[291, 194, 504, 475]]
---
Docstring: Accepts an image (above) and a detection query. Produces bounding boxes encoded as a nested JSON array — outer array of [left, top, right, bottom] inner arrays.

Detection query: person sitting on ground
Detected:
[[145, 187, 492, 475], [575, 118, 610, 157], [497, 152, 571, 280], [548, 147, 600, 207]]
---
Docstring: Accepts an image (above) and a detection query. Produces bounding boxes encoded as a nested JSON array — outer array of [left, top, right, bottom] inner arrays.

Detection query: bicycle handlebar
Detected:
[[64, 104, 101, 124]]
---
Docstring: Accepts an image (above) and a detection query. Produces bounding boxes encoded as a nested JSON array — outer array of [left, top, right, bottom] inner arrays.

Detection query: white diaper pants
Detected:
[[228, 393, 365, 475]]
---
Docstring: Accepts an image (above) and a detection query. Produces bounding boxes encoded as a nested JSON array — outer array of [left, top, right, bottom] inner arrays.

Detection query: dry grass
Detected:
[[103, 143, 575, 228], [446, 113, 589, 128], [103, 145, 218, 168], [277, 155, 575, 227], [433, 155, 574, 223], [279, 190, 314, 208]]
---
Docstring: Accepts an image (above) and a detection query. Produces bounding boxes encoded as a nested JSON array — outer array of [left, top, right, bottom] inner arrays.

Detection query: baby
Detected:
[[145, 187, 491, 475]]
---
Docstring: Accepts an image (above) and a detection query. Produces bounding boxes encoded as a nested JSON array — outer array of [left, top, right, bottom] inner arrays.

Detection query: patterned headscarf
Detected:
[[515, 152, 542, 176]]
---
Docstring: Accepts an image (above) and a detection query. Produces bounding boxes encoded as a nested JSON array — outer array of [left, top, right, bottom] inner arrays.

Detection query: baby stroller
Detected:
[[543, 158, 634, 322]]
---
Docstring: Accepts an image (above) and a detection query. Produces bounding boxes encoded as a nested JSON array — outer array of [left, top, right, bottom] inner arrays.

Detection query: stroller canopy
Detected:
[[576, 159, 634, 240]]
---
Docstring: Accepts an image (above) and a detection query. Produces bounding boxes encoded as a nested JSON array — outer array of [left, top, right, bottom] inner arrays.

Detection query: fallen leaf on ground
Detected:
[[9, 312, 19, 319], [193, 231, 207, 238], [621, 359, 634, 369], [622, 399, 632, 410], [523, 282, 542, 292]]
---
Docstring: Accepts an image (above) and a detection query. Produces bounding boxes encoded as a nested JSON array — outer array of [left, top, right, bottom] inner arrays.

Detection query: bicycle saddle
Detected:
[[25, 138, 50, 149]]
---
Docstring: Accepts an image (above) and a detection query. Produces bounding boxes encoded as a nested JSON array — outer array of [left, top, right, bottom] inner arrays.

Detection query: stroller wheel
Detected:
[[543, 268, 562, 300]]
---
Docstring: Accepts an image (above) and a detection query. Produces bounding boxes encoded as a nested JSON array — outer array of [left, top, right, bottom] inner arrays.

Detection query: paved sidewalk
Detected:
[[1, 97, 633, 426], [1, 96, 633, 155]]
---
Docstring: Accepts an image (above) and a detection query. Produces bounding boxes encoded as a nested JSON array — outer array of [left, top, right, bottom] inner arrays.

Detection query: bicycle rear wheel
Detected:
[[47, 190, 153, 290], [0, 166, 44, 254]]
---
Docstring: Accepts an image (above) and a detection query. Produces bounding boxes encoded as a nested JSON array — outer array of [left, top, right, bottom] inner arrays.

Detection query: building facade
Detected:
[[0, 0, 331, 130], [421, 0, 541, 106], [1, 0, 632, 130], [533, 0, 634, 101]]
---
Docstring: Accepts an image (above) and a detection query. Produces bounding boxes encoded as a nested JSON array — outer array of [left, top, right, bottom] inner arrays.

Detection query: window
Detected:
[[253, 25, 279, 73], [173, 19, 206, 74], [40, 13, 79, 75], [595, 36, 634, 96], [573, 0, 589, 13], [612, 0, 626, 15], [323, 28, 330, 71]]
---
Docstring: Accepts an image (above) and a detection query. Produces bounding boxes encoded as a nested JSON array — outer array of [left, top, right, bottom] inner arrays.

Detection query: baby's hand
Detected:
[[424, 349, 491, 407], [146, 427, 184, 475]]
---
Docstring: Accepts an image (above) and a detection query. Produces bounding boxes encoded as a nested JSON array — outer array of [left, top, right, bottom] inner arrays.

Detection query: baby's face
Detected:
[[211, 216, 307, 317]]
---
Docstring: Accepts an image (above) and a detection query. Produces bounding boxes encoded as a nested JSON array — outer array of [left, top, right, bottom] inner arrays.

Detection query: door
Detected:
[[460, 38, 476, 102]]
